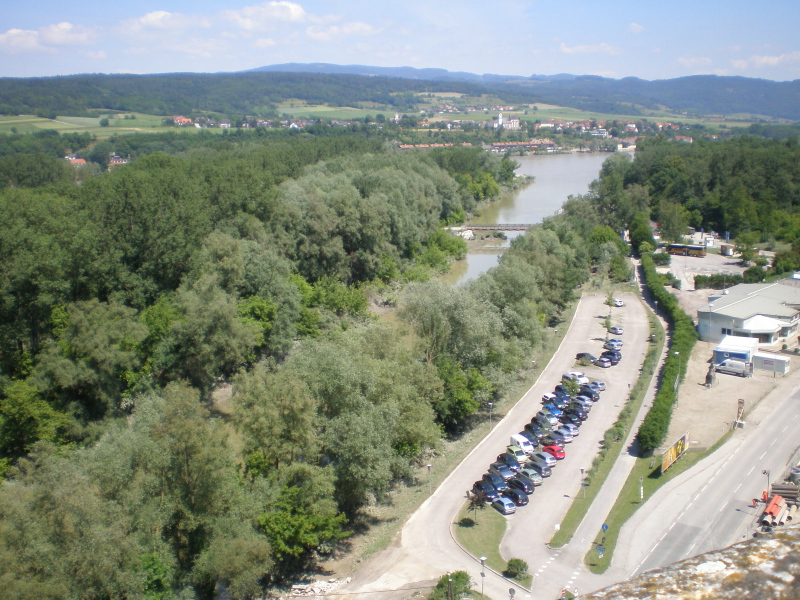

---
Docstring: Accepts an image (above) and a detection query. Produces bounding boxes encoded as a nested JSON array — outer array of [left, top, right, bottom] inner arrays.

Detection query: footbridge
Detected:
[[464, 224, 533, 231]]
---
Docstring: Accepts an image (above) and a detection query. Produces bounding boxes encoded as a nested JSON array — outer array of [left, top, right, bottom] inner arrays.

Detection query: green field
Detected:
[[0, 113, 212, 138]]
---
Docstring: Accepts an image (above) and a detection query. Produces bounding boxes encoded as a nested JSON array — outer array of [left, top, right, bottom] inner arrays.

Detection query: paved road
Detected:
[[338, 291, 651, 600], [606, 368, 800, 582]]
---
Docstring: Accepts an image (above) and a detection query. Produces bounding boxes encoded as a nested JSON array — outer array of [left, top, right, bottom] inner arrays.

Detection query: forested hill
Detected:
[[2, 69, 800, 120]]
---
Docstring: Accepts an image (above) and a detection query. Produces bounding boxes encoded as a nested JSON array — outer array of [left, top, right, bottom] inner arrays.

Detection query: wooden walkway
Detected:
[[465, 224, 533, 231]]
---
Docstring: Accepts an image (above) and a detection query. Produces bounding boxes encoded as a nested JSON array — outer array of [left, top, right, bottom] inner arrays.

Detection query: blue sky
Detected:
[[2, 1, 799, 81]]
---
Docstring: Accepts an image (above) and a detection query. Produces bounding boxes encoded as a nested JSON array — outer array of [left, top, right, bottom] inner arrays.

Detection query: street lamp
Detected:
[[763, 469, 771, 497], [654, 299, 658, 315], [427, 463, 432, 495], [480, 556, 486, 596], [487, 402, 493, 428]]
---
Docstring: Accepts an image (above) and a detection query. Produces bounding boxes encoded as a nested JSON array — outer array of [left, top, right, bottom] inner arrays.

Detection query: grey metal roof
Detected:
[[698, 282, 800, 320]]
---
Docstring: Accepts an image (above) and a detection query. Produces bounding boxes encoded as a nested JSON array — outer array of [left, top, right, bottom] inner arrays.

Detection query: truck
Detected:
[[715, 359, 750, 377]]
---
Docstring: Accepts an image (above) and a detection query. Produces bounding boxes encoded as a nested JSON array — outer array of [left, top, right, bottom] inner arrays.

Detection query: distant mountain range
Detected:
[[1, 63, 799, 121], [249, 63, 800, 121]]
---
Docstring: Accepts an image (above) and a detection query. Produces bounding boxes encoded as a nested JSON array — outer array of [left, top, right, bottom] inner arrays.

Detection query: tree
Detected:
[[0, 380, 69, 456], [467, 492, 486, 524], [99, 118, 110, 127], [734, 232, 759, 266]]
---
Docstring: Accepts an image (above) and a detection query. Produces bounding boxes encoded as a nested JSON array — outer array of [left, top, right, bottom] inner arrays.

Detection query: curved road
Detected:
[[340, 291, 650, 600]]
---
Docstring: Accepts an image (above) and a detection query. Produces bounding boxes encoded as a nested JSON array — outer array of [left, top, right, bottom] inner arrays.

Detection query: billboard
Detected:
[[661, 432, 690, 474]]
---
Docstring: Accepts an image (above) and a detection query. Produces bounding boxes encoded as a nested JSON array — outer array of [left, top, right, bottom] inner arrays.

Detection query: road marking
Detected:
[[669, 522, 676, 530], [759, 451, 767, 460], [782, 425, 788, 433], [747, 466, 755, 476], [734, 483, 742, 493], [688, 543, 696, 554], [660, 532, 668, 541]]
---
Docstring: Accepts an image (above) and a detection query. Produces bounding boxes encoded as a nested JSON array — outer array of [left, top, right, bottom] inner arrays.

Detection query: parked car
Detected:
[[553, 384, 574, 396], [517, 468, 543, 486], [517, 430, 541, 449], [575, 352, 597, 364], [529, 417, 554, 433], [563, 371, 589, 385], [524, 423, 547, 439], [525, 459, 552, 478], [578, 386, 600, 401], [542, 445, 566, 460], [560, 422, 580, 437], [542, 392, 570, 409], [542, 404, 564, 417], [547, 430, 572, 445], [489, 462, 515, 481], [492, 496, 517, 515], [502, 488, 529, 506], [572, 396, 593, 409], [482, 472, 508, 492], [604, 341, 623, 351], [609, 326, 624, 335], [564, 408, 588, 422], [496, 453, 521, 472], [560, 412, 583, 426], [589, 380, 606, 392], [535, 410, 559, 426], [594, 357, 612, 368], [505, 445, 527, 462], [472, 480, 498, 501], [608, 338, 624, 347], [556, 425, 576, 440], [508, 476, 535, 494], [614, 298, 624, 307], [531, 451, 556, 467], [600, 351, 621, 365]]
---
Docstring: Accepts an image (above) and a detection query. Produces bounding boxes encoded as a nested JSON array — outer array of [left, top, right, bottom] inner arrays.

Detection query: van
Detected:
[[526, 459, 552, 478], [506, 444, 527, 462], [716, 359, 750, 377], [510, 434, 534, 455]]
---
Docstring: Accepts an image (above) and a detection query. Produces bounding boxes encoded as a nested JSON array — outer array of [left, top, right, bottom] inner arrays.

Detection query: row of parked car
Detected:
[[576, 329, 624, 369], [471, 373, 607, 515]]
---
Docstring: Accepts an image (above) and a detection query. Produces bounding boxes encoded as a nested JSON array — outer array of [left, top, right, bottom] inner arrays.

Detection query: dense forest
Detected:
[[3, 69, 800, 120], [0, 129, 637, 599]]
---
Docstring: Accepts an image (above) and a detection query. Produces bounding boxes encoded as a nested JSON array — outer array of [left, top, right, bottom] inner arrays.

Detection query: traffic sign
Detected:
[[602, 523, 608, 532], [597, 545, 605, 558]]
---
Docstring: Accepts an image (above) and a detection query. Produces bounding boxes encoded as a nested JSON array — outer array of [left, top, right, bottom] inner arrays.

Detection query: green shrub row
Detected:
[[635, 253, 698, 454], [693, 273, 743, 289]]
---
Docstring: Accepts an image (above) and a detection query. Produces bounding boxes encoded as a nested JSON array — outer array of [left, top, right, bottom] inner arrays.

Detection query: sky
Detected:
[[2, 0, 800, 81]]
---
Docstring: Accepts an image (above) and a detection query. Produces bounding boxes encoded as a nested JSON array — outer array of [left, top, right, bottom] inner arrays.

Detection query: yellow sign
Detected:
[[661, 432, 690, 474]]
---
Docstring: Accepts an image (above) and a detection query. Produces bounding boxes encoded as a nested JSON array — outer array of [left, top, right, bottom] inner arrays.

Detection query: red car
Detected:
[[541, 445, 565, 460]]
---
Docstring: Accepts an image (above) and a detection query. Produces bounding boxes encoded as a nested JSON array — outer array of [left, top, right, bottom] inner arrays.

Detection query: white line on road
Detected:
[[669, 522, 676, 530], [782, 425, 788, 433], [747, 466, 755, 476], [759, 451, 767, 460], [734, 483, 742, 493]]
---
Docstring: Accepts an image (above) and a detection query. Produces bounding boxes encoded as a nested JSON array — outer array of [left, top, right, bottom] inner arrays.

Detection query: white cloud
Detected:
[[677, 56, 713, 68], [306, 22, 379, 41], [0, 28, 42, 53], [125, 11, 210, 32], [40, 22, 93, 45], [731, 51, 800, 70], [0, 22, 94, 53], [223, 1, 309, 31], [629, 22, 644, 34], [254, 38, 276, 48], [559, 42, 622, 56]]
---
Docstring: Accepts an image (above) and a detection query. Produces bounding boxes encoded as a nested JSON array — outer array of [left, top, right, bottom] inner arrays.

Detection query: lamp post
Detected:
[[480, 556, 486, 596], [427, 463, 432, 495], [654, 299, 658, 316], [763, 469, 771, 497], [487, 402, 493, 428]]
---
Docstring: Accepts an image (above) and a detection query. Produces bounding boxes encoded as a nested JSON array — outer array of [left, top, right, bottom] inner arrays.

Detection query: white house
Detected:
[[697, 282, 800, 345]]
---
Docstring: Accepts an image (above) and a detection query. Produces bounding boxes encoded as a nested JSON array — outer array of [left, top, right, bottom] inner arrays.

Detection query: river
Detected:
[[441, 152, 612, 285]]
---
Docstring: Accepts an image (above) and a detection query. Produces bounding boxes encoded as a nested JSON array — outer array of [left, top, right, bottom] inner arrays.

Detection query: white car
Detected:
[[531, 451, 557, 467], [589, 380, 606, 392], [492, 496, 517, 515], [609, 326, 624, 335], [614, 298, 624, 307], [563, 371, 589, 385]]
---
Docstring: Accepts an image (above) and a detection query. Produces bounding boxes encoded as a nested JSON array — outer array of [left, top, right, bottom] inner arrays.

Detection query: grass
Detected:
[[454, 501, 508, 573], [549, 306, 665, 547], [583, 447, 711, 573]]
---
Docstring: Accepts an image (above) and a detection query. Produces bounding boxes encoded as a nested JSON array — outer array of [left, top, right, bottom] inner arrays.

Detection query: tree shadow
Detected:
[[457, 517, 476, 528]]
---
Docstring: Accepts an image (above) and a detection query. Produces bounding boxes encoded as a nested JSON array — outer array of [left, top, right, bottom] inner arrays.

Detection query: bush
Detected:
[[504, 558, 528, 579], [651, 252, 671, 266], [428, 571, 472, 600]]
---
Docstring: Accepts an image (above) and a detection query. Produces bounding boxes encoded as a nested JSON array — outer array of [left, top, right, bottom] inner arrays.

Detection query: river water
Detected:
[[441, 152, 612, 285]]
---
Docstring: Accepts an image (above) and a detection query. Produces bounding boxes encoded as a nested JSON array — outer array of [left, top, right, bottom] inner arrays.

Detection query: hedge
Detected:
[[635, 253, 698, 453]]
